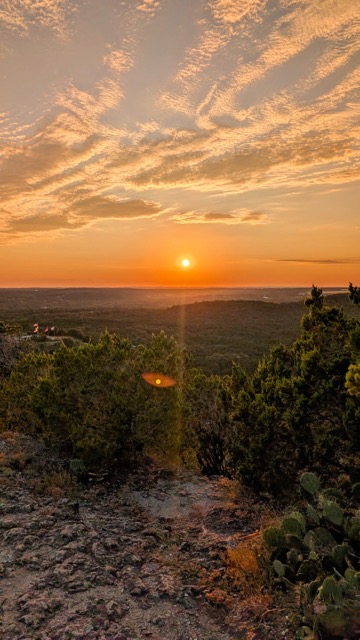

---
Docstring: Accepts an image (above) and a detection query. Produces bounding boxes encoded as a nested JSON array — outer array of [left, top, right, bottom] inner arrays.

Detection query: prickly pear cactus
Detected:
[[273, 559, 286, 577], [305, 504, 320, 526], [263, 472, 360, 638], [343, 516, 360, 542], [282, 516, 304, 537], [300, 472, 320, 496], [318, 577, 343, 605], [263, 526, 286, 550], [319, 496, 344, 526]]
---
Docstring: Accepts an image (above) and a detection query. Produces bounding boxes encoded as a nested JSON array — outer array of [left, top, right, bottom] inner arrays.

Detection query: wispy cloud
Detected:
[[275, 259, 360, 265], [117, 128, 355, 192], [136, 0, 161, 17], [210, 0, 359, 115], [103, 48, 133, 74], [171, 210, 268, 225], [1, 197, 163, 241], [210, 0, 265, 25], [69, 196, 163, 221]]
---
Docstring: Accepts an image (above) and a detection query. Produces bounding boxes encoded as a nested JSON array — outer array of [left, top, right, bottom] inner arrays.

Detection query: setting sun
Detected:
[[181, 259, 190, 268]]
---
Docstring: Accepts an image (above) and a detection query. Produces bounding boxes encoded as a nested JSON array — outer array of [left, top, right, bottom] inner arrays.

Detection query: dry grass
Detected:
[[0, 430, 19, 441], [226, 533, 265, 595], [0, 449, 28, 470], [28, 470, 76, 498], [204, 587, 232, 607], [44, 470, 75, 496], [0, 452, 7, 466], [8, 451, 28, 469]]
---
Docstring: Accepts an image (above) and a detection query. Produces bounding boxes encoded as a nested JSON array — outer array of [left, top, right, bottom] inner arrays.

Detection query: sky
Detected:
[[0, 0, 359, 287]]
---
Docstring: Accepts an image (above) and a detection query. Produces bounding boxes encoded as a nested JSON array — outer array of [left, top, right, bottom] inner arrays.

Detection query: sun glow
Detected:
[[181, 258, 190, 267]]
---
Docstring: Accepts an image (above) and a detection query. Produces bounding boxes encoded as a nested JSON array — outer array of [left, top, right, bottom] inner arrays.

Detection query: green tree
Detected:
[[231, 288, 358, 495], [131, 331, 189, 461], [345, 363, 360, 397], [345, 282, 360, 397], [349, 282, 360, 306], [1, 350, 49, 433], [304, 284, 324, 310], [184, 369, 234, 475]]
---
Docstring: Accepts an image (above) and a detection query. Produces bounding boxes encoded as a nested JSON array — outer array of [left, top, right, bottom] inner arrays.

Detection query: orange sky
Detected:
[[0, 0, 359, 288]]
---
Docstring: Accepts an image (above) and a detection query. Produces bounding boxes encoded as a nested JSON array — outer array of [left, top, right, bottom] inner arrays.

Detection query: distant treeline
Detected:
[[0, 292, 357, 375]]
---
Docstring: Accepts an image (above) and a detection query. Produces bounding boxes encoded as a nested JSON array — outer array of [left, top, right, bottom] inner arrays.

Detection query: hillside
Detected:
[[0, 292, 356, 374]]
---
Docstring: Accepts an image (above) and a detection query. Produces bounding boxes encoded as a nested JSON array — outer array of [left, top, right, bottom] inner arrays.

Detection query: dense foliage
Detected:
[[183, 369, 236, 475], [1, 332, 187, 469], [230, 286, 360, 495], [0, 284, 359, 495]]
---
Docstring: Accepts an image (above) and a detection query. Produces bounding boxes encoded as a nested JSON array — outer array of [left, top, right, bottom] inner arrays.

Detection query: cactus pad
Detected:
[[263, 526, 286, 549], [300, 472, 320, 496]]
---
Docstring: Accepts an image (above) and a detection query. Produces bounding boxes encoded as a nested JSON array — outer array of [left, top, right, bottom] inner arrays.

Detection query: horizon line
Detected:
[[0, 285, 350, 291]]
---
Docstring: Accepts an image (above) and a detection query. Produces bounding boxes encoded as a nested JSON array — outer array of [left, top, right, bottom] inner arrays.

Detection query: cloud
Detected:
[[171, 209, 268, 224], [122, 129, 355, 191], [210, 0, 265, 25], [55, 80, 124, 132], [275, 259, 360, 265], [136, 0, 161, 16], [210, 0, 359, 116], [240, 211, 266, 223], [3, 198, 163, 238], [8, 213, 79, 232], [103, 48, 133, 74], [0, 79, 357, 246], [0, 0, 77, 38], [171, 0, 264, 94], [69, 196, 163, 221]]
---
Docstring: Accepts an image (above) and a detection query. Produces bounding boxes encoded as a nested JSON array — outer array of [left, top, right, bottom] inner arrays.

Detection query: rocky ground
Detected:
[[0, 433, 293, 640]]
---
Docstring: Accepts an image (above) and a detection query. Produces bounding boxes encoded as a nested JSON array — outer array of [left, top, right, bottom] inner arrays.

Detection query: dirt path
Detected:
[[0, 454, 285, 640]]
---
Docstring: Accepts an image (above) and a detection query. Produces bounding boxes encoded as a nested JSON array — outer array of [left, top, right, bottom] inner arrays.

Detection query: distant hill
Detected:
[[0, 286, 349, 310], [0, 289, 357, 375]]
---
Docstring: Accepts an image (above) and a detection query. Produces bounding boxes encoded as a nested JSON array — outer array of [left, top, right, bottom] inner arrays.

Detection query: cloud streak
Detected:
[[171, 210, 268, 225], [2, 198, 163, 240], [275, 259, 360, 265]]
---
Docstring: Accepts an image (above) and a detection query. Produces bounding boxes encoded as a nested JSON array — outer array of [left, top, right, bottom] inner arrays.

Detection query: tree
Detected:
[[304, 284, 324, 310], [345, 363, 360, 397], [0, 320, 27, 379], [349, 282, 360, 306], [184, 369, 234, 475], [231, 296, 358, 495], [344, 284, 360, 440]]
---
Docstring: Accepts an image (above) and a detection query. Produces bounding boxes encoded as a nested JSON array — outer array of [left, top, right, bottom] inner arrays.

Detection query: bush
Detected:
[[3, 331, 189, 472], [183, 370, 235, 475]]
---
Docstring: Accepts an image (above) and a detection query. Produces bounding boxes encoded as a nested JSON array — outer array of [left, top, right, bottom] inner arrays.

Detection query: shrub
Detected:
[[3, 331, 188, 472]]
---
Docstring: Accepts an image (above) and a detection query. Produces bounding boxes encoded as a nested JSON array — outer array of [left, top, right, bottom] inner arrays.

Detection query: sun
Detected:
[[181, 258, 190, 267]]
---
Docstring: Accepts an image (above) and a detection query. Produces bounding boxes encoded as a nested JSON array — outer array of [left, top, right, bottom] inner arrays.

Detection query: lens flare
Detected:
[[142, 372, 176, 387]]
